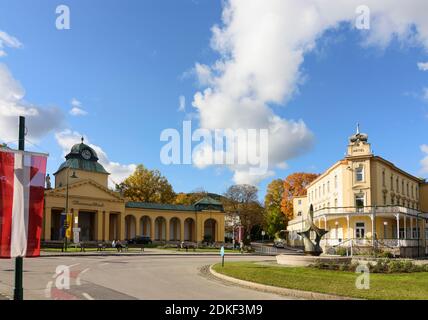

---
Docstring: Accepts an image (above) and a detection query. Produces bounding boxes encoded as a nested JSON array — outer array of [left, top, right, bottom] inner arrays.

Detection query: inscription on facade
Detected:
[[71, 200, 104, 207]]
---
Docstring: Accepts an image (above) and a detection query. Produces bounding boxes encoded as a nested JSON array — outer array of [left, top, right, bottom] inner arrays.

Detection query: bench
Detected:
[[177, 242, 197, 252]]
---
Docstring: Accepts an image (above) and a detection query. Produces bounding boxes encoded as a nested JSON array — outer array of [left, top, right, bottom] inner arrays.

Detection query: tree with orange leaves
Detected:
[[280, 172, 320, 222]]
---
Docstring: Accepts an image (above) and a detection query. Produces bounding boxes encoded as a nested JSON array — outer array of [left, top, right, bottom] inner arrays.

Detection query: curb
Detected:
[[209, 265, 357, 300], [39, 252, 257, 258]]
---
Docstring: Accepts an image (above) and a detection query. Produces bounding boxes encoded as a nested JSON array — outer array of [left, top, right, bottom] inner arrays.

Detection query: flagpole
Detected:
[[14, 115, 25, 300]]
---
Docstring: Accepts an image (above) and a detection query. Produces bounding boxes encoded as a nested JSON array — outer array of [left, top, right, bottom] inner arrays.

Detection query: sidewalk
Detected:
[[40, 248, 255, 257]]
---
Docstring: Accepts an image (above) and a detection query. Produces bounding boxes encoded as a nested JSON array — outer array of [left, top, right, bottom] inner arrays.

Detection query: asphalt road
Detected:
[[0, 255, 296, 300]]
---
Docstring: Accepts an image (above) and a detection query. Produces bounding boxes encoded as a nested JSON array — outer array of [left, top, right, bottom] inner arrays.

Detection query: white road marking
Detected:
[[76, 268, 90, 286], [82, 292, 94, 300]]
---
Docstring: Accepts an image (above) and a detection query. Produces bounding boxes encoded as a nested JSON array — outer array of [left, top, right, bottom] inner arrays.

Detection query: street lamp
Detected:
[[63, 169, 78, 252]]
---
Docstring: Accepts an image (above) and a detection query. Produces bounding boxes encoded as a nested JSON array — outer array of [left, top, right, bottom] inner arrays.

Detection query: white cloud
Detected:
[[417, 62, 428, 71], [0, 63, 63, 143], [0, 31, 22, 57], [194, 63, 213, 86], [55, 130, 137, 188], [191, 0, 428, 185], [69, 98, 88, 116], [178, 95, 186, 112], [69, 107, 87, 116], [420, 144, 428, 174], [423, 88, 428, 102], [276, 162, 289, 170]]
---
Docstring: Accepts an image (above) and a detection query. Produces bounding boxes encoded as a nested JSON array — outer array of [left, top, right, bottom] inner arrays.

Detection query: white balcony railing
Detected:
[[320, 238, 421, 248], [312, 205, 421, 218]]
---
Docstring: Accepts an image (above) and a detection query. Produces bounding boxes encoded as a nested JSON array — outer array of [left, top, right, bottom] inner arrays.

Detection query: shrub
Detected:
[[378, 251, 394, 259], [311, 258, 427, 274], [335, 247, 348, 256]]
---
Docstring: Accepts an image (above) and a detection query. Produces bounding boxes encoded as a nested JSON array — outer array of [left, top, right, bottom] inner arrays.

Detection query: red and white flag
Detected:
[[0, 148, 48, 258]]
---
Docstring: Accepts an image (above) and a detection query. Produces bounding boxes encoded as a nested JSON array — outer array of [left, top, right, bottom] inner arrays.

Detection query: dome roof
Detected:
[[54, 137, 109, 175], [68, 138, 99, 161], [349, 123, 368, 143]]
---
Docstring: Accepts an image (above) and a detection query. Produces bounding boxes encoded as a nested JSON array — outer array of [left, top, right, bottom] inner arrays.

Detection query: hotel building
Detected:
[[287, 127, 428, 257]]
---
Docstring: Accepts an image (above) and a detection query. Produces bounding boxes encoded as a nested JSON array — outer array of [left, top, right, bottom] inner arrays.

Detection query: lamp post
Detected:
[[63, 168, 78, 252]]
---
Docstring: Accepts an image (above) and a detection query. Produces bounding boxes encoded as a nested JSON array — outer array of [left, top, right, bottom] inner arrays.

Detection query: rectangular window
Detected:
[[355, 194, 364, 212], [297, 211, 302, 217], [355, 222, 365, 239], [355, 167, 364, 182], [382, 171, 385, 187], [334, 175, 338, 189], [298, 200, 302, 205]]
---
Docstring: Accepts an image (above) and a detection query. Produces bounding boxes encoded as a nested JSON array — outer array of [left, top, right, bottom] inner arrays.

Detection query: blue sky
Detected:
[[0, 0, 427, 200]]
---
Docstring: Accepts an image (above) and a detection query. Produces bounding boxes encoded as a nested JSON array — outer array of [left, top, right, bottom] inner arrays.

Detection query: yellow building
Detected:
[[42, 139, 225, 244], [287, 127, 428, 257]]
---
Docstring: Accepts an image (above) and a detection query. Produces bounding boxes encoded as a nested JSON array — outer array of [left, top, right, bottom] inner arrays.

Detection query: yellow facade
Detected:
[[42, 141, 225, 244], [287, 127, 428, 257]]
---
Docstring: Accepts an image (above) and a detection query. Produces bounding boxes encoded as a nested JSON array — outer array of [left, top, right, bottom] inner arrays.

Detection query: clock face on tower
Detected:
[[81, 149, 92, 160]]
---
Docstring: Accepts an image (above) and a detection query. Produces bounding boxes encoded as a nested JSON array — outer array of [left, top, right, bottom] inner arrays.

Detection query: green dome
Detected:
[[54, 138, 109, 175], [69, 141, 99, 161]]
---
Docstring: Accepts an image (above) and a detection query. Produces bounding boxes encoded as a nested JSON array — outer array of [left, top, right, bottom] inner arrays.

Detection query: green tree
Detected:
[[264, 179, 286, 238], [116, 164, 176, 203]]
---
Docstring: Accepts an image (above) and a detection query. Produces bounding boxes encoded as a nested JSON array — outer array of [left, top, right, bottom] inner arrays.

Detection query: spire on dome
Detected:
[[349, 123, 368, 144]]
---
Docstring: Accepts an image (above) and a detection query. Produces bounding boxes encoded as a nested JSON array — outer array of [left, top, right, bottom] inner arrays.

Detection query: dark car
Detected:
[[127, 236, 152, 245]]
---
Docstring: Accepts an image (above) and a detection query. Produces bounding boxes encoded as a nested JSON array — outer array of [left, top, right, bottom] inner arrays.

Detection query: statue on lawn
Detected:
[[297, 204, 328, 256]]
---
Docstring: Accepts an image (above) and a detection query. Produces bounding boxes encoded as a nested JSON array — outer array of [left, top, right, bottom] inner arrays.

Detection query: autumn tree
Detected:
[[223, 184, 264, 243], [281, 172, 319, 222], [174, 188, 208, 205], [264, 179, 286, 238], [116, 165, 176, 203]]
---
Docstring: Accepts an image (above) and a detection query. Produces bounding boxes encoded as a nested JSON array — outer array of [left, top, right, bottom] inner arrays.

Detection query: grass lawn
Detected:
[[212, 262, 428, 300]]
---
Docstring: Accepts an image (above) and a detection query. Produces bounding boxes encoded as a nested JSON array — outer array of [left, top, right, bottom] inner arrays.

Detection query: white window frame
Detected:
[[355, 222, 365, 239], [355, 166, 364, 182], [355, 194, 365, 212]]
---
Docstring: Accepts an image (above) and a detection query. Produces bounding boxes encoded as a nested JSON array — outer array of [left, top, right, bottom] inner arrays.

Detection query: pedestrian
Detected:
[[112, 239, 116, 249], [116, 240, 123, 252], [240, 241, 244, 254]]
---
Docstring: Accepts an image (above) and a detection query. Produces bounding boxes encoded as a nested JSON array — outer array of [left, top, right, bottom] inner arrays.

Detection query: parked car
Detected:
[[273, 239, 285, 248], [127, 236, 152, 245]]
